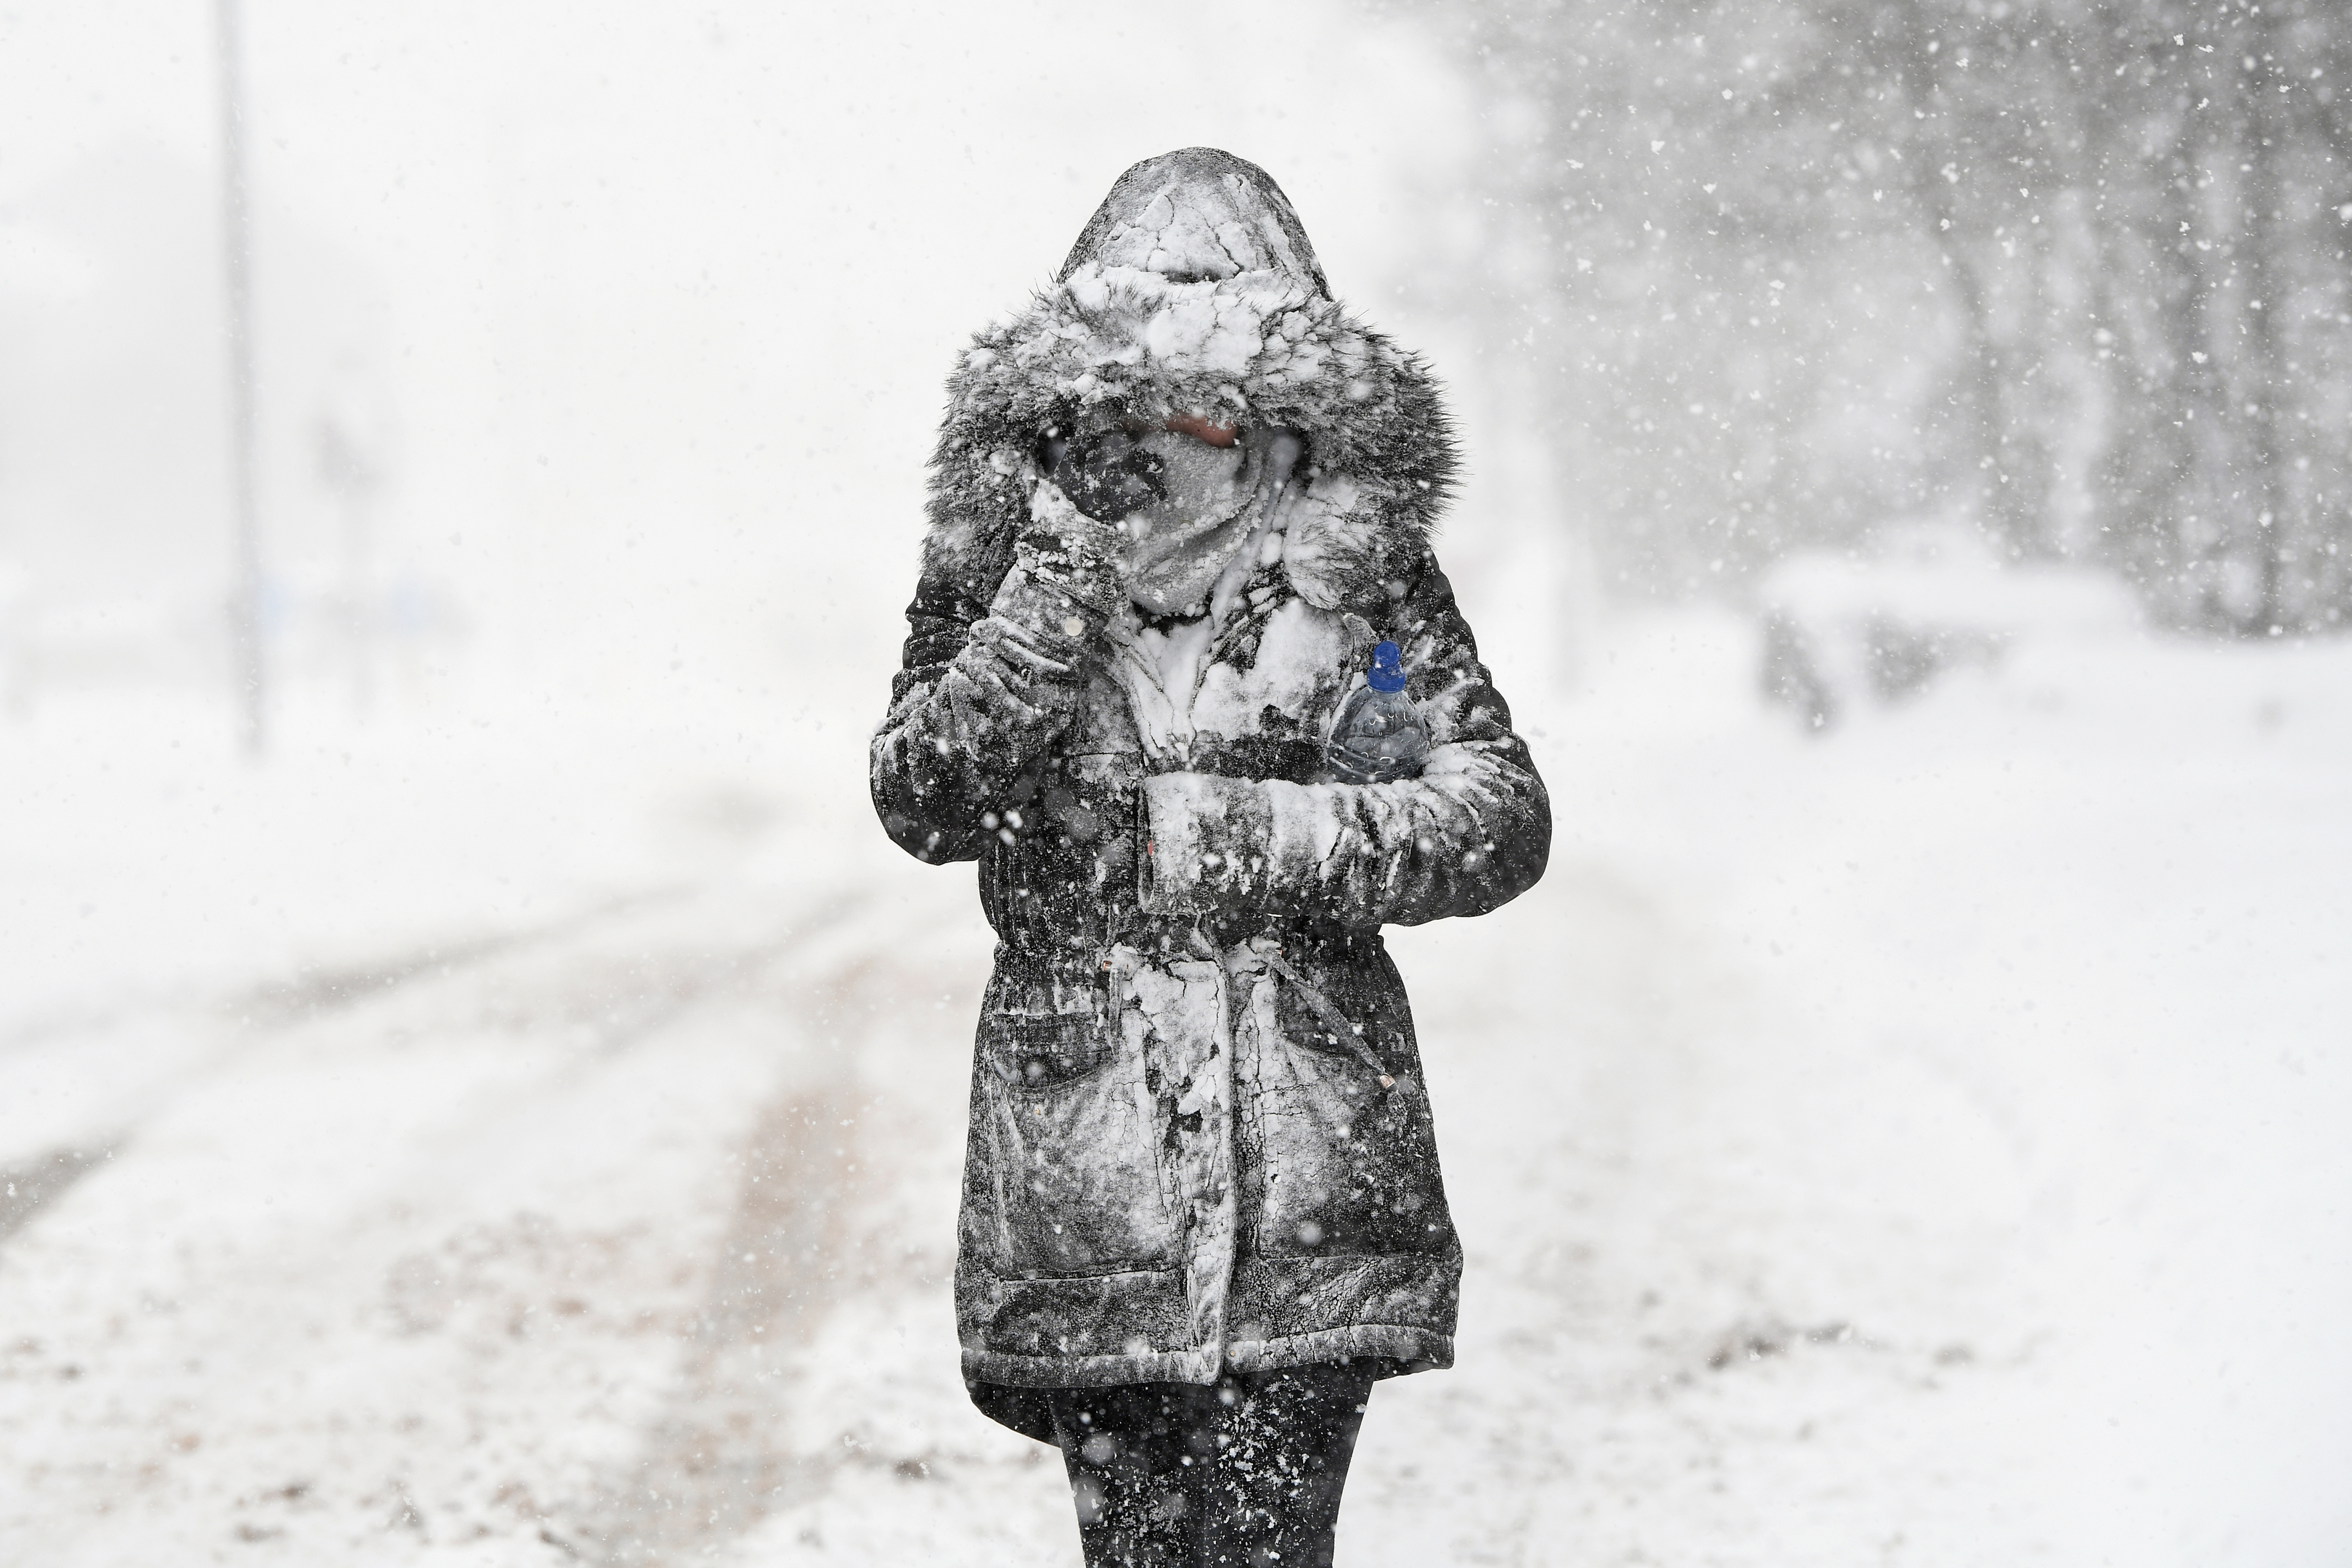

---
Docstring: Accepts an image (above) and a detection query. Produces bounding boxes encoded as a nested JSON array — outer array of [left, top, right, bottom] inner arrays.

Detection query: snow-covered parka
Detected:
[[870, 149, 1550, 1440]]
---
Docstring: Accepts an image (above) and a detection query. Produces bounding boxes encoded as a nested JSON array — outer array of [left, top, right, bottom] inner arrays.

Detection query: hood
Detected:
[[1057, 147, 1329, 298], [923, 149, 1457, 615]]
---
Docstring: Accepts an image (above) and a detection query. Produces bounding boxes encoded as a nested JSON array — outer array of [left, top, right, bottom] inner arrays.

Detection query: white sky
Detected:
[[0, 1, 1506, 696]]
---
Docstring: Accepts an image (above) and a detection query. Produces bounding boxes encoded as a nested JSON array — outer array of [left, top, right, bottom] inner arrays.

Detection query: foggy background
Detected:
[[4, 2, 2348, 1564]]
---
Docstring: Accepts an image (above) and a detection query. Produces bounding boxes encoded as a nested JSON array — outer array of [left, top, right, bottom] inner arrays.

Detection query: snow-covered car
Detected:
[[1757, 523, 2141, 729]]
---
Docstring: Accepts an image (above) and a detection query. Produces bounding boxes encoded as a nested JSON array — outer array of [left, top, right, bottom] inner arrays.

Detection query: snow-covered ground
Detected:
[[4, 602, 2347, 1567]]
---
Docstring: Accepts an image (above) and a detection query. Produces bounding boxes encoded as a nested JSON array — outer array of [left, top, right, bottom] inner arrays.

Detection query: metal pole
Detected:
[[216, 0, 266, 754]]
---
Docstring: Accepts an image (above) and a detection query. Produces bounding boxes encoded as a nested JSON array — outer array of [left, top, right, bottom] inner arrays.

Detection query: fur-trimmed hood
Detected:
[[923, 149, 1458, 614]]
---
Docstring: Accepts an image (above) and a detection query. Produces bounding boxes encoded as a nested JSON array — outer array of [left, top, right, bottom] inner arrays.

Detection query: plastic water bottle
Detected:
[[1327, 641, 1429, 783]]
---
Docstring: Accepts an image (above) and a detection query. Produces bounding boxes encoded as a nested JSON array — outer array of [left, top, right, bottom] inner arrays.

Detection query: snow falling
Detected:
[[3, 2, 2348, 1564]]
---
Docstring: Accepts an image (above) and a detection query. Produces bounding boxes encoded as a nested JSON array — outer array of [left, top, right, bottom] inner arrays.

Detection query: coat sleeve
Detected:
[[1137, 555, 1550, 927], [869, 490, 1119, 865]]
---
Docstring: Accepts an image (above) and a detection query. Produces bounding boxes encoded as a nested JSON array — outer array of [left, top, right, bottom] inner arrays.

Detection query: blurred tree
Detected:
[[1415, 0, 2352, 634]]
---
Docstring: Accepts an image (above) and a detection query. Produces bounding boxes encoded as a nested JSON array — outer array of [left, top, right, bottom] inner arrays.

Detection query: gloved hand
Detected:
[[984, 428, 1129, 657], [1006, 426, 1151, 626], [1050, 428, 1167, 524]]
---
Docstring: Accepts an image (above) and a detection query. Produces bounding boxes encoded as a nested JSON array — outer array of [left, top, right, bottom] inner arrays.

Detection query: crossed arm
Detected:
[[871, 522, 1549, 931]]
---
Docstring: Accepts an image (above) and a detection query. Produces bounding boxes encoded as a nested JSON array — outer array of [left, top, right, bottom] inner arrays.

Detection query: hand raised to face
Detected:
[[1046, 410, 1247, 524], [1051, 430, 1169, 524]]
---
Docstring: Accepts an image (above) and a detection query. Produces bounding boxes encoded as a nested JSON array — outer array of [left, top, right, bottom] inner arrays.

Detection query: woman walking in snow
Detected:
[[871, 148, 1549, 1566]]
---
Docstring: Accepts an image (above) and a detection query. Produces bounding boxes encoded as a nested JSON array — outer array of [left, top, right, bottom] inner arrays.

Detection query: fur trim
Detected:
[[923, 266, 1458, 614]]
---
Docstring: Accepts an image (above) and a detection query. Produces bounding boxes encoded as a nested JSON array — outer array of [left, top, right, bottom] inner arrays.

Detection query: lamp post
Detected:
[[215, 0, 266, 754]]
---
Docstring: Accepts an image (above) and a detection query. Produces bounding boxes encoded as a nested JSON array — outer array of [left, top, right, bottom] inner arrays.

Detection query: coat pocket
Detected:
[[988, 1011, 1113, 1090], [980, 996, 1179, 1275], [1249, 959, 1452, 1260]]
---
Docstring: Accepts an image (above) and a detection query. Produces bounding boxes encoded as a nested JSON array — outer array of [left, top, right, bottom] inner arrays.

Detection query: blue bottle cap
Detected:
[[1367, 640, 1407, 693]]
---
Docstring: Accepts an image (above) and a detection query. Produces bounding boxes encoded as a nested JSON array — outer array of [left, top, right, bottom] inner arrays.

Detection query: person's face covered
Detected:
[[1115, 422, 1252, 616], [1056, 151, 1320, 616]]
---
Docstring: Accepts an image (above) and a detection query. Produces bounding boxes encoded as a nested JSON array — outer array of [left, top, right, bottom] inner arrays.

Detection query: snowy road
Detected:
[[5, 619, 2351, 1565], [0, 860, 1023, 1564]]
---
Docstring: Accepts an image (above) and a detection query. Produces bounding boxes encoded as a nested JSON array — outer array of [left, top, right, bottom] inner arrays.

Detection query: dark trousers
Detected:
[[1043, 1360, 1379, 1568]]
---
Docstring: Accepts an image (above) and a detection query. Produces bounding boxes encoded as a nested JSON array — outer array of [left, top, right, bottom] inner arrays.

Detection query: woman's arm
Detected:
[[1137, 553, 1550, 926], [871, 467, 1126, 864]]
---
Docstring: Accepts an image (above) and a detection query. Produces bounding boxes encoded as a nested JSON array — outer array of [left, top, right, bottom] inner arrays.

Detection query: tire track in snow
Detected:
[[0, 874, 888, 1559], [0, 1145, 109, 1244], [581, 1085, 861, 1564], [574, 894, 981, 1566], [1, 854, 988, 1562], [0, 884, 700, 1251]]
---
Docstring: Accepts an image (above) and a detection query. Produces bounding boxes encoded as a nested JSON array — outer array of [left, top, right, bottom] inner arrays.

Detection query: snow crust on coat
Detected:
[[1055, 144, 1331, 297], [875, 150, 1548, 1442]]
